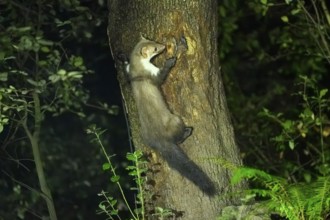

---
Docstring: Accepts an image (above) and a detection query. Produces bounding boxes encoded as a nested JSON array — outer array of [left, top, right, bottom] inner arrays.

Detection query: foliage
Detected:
[[87, 125, 172, 220], [89, 125, 138, 220], [232, 167, 330, 220], [221, 0, 330, 219], [220, 0, 330, 179], [0, 0, 116, 219], [260, 76, 330, 180], [0, 0, 96, 129], [0, 1, 92, 219]]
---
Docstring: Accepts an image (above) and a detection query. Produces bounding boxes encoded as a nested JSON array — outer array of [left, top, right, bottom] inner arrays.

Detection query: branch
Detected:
[[22, 93, 58, 220], [320, 0, 330, 26]]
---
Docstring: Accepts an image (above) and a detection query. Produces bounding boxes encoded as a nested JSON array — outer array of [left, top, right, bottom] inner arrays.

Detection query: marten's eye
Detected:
[[154, 47, 157, 52]]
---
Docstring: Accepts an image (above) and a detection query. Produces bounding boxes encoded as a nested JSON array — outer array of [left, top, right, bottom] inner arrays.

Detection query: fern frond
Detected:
[[286, 184, 306, 220], [232, 167, 330, 220], [305, 176, 330, 219], [231, 167, 285, 186]]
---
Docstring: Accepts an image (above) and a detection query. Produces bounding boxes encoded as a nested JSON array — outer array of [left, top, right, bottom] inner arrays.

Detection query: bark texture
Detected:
[[108, 1, 245, 219]]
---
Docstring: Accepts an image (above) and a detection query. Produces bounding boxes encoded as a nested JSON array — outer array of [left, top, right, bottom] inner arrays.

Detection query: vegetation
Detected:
[[88, 126, 175, 220], [219, 0, 330, 219], [0, 0, 329, 219], [231, 167, 330, 220], [0, 1, 121, 219]]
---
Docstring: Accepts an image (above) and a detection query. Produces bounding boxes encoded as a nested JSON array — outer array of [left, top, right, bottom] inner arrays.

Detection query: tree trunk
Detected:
[[108, 0, 245, 219]]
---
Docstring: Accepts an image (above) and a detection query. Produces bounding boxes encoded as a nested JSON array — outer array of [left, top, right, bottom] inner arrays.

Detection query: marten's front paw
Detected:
[[117, 52, 129, 63]]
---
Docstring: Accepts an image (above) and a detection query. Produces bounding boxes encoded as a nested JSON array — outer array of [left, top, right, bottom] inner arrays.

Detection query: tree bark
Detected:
[[108, 0, 246, 219]]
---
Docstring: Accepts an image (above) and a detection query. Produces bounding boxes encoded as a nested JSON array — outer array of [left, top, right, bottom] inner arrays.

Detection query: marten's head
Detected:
[[138, 38, 165, 61]]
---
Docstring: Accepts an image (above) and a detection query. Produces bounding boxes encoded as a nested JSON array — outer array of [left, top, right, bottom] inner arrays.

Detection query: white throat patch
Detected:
[[141, 58, 160, 76]]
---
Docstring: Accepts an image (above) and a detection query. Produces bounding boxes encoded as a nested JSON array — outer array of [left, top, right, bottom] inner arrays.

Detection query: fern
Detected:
[[232, 167, 330, 220], [305, 177, 330, 219]]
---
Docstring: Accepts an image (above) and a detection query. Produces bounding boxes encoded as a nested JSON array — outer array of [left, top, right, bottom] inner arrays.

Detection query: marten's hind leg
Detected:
[[177, 127, 192, 144]]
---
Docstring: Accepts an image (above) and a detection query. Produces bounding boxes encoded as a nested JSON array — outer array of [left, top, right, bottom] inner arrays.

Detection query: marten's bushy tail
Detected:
[[157, 142, 216, 196]]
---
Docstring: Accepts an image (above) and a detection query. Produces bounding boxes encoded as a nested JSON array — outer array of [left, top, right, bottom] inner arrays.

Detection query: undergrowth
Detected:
[[232, 167, 330, 220], [87, 125, 174, 220], [231, 76, 330, 220]]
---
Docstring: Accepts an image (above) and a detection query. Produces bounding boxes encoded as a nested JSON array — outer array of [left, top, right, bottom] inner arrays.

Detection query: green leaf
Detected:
[[110, 199, 117, 206], [40, 46, 50, 53], [98, 203, 106, 210], [0, 52, 5, 60], [27, 78, 38, 86], [128, 170, 137, 176], [319, 89, 328, 99], [57, 69, 66, 75], [219, 6, 226, 17], [282, 120, 293, 130], [126, 165, 135, 170], [260, 0, 267, 5], [315, 117, 321, 126], [289, 140, 295, 150], [110, 175, 120, 183], [2, 118, 9, 124], [68, 71, 83, 79], [303, 172, 311, 183], [38, 60, 48, 66], [0, 72, 8, 82], [17, 26, 32, 32], [49, 74, 60, 83], [272, 135, 285, 142], [20, 36, 33, 50], [27, 79, 46, 88], [110, 210, 118, 215], [38, 39, 54, 46], [126, 153, 136, 161], [21, 90, 29, 95], [135, 150, 143, 158], [102, 163, 110, 170], [281, 16, 289, 23], [291, 8, 301, 15], [72, 56, 83, 67]]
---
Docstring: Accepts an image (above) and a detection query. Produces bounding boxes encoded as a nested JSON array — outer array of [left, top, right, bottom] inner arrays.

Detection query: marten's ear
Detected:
[[140, 46, 149, 58]]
